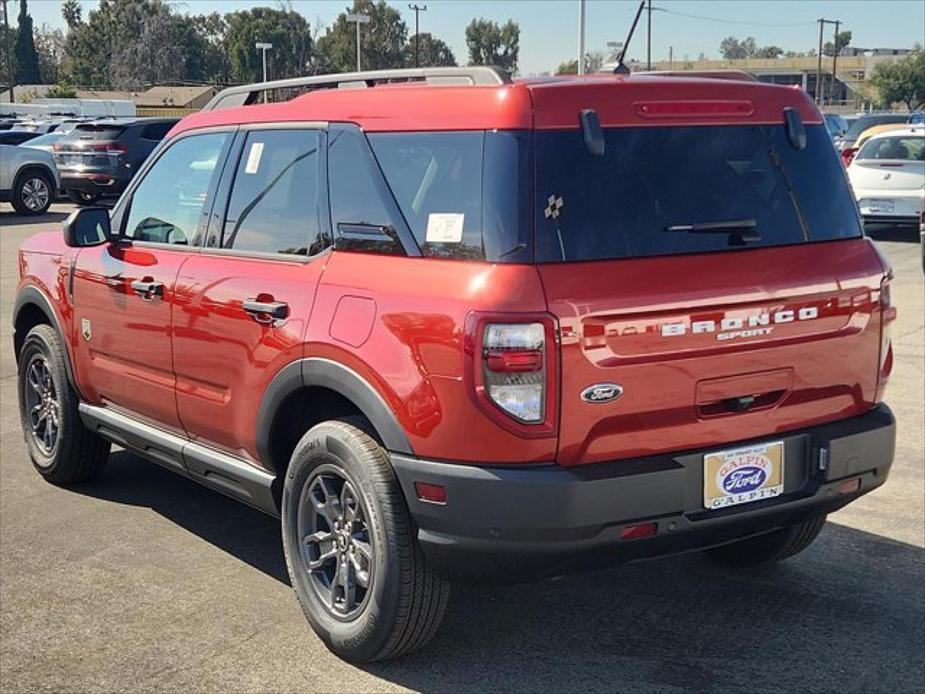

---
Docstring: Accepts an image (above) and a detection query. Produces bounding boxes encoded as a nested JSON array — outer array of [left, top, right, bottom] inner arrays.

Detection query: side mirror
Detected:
[[62, 207, 113, 247]]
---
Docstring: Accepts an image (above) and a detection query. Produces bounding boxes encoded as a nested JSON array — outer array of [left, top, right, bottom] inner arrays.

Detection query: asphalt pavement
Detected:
[[1, 204, 922, 693]]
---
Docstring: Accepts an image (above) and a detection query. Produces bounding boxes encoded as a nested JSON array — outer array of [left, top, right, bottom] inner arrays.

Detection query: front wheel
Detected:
[[12, 171, 53, 215], [281, 419, 450, 662], [704, 514, 827, 568]]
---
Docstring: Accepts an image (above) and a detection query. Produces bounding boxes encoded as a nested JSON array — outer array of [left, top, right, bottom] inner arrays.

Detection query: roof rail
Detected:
[[202, 66, 511, 111]]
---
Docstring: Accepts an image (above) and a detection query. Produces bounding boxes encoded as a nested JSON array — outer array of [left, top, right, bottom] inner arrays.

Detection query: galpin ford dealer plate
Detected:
[[703, 441, 784, 510]]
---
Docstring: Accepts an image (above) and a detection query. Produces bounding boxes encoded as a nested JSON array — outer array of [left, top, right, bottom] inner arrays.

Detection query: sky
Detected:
[[25, 0, 925, 76]]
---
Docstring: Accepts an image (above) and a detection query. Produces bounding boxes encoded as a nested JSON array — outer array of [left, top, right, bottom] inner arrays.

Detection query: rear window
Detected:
[[369, 131, 532, 262], [535, 124, 862, 262], [857, 135, 925, 161], [72, 123, 126, 140]]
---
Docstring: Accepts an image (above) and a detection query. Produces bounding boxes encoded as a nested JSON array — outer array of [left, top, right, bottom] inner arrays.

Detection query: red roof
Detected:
[[170, 74, 823, 137]]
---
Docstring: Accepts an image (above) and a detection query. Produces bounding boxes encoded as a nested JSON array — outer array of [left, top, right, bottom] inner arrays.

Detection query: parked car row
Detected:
[[836, 110, 924, 164], [0, 116, 177, 214]]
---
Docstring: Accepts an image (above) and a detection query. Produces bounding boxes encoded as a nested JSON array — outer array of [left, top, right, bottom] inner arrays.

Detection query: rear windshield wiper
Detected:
[[664, 219, 760, 243]]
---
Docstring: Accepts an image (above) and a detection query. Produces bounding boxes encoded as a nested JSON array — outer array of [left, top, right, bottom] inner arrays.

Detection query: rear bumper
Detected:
[[392, 404, 895, 581], [60, 172, 127, 197]]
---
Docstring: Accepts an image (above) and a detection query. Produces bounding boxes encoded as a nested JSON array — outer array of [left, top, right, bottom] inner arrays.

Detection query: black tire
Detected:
[[67, 190, 100, 206], [705, 514, 827, 568], [17, 324, 110, 484], [281, 418, 450, 663], [11, 169, 53, 215]]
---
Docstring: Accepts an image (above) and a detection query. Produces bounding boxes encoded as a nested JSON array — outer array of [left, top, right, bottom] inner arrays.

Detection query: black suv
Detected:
[[54, 118, 178, 204]]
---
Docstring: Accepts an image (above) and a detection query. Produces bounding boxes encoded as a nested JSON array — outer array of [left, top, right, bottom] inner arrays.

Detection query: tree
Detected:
[[188, 12, 231, 83], [754, 45, 783, 59], [315, 0, 406, 74], [61, 0, 81, 30], [225, 6, 313, 82], [403, 32, 456, 67], [45, 82, 77, 98], [555, 50, 603, 75], [14, 0, 40, 83], [465, 18, 519, 74], [34, 24, 65, 84], [823, 30, 851, 58], [720, 35, 756, 60], [556, 59, 578, 75], [869, 50, 925, 110]]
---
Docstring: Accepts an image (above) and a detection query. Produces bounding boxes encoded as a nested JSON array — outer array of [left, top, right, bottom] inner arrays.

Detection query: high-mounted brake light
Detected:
[[635, 100, 755, 118], [482, 323, 546, 423]]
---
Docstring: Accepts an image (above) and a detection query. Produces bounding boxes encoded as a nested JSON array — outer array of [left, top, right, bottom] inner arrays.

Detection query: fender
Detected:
[[13, 284, 83, 397], [256, 357, 414, 470]]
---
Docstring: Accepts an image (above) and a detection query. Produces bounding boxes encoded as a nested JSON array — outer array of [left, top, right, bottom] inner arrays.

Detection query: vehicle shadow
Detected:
[[0, 208, 70, 226], [75, 451, 924, 693]]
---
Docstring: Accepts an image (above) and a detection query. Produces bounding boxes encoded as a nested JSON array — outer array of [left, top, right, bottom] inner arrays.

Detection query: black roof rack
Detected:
[[202, 66, 511, 112]]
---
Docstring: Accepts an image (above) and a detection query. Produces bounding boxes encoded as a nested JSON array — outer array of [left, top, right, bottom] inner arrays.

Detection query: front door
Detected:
[[71, 130, 233, 431], [172, 127, 330, 462]]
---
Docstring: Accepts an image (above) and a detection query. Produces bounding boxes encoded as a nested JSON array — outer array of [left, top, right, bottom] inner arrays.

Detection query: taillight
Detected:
[[482, 323, 546, 423], [877, 275, 896, 400], [90, 142, 128, 156], [841, 147, 858, 166]]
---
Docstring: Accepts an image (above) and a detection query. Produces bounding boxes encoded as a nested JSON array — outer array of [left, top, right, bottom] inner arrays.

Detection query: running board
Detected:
[[78, 404, 279, 517]]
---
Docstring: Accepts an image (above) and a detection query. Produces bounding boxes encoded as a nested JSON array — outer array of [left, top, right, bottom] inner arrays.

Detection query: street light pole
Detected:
[[408, 4, 427, 68], [255, 42, 272, 103], [578, 0, 586, 75], [646, 0, 652, 70], [346, 13, 370, 72]]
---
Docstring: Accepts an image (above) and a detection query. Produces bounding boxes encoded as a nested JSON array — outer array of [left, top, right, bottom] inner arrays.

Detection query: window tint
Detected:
[[328, 127, 404, 245], [124, 132, 229, 245], [857, 135, 925, 161], [223, 129, 327, 256], [369, 130, 532, 261], [535, 125, 861, 262], [140, 121, 175, 141]]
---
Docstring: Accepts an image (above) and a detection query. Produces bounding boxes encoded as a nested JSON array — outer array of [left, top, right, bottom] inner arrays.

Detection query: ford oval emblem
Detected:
[[720, 465, 768, 494], [581, 383, 623, 404]]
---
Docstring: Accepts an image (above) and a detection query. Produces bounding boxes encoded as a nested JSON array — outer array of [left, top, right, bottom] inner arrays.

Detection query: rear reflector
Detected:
[[621, 522, 658, 541], [414, 482, 447, 505], [485, 349, 543, 373], [836, 478, 861, 495]]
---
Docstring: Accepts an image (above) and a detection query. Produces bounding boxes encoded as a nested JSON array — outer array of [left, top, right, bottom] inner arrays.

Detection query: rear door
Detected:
[[533, 122, 888, 467], [72, 130, 233, 430], [172, 126, 330, 463]]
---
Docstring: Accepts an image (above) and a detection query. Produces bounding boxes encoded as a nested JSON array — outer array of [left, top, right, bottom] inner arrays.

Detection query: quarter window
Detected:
[[124, 132, 229, 245], [222, 129, 327, 256]]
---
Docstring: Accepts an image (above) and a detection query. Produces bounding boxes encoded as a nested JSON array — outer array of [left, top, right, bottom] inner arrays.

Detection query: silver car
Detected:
[[0, 144, 60, 215]]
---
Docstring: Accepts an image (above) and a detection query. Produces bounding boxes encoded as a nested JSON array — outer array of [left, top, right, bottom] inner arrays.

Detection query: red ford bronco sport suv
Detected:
[[14, 67, 897, 662]]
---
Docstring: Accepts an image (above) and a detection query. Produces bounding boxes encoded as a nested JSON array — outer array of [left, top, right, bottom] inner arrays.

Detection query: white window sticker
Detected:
[[244, 142, 264, 174], [425, 213, 465, 243]]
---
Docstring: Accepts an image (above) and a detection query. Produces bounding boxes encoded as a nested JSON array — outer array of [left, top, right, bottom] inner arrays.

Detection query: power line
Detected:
[[653, 6, 811, 28]]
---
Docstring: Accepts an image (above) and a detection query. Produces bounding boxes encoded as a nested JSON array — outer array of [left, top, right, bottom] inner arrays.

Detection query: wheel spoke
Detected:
[[351, 537, 372, 564], [28, 364, 43, 394], [350, 551, 370, 588], [341, 559, 356, 611], [341, 481, 359, 523]]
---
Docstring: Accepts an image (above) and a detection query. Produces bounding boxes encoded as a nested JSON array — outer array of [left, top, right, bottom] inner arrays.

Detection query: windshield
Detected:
[[535, 124, 862, 262]]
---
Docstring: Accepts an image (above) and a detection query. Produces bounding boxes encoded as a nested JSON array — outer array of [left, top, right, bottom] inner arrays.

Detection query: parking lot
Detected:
[[0, 204, 922, 693]]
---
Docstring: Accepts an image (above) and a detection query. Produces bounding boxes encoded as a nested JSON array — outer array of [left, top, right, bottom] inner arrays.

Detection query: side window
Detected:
[[222, 129, 327, 256], [328, 126, 405, 243], [124, 132, 229, 246], [140, 121, 175, 141]]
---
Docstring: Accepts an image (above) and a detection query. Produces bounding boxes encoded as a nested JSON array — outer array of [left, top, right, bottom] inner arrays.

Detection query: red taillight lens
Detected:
[[482, 323, 546, 423], [621, 522, 658, 540], [90, 142, 128, 155], [414, 482, 447, 505], [841, 147, 858, 166]]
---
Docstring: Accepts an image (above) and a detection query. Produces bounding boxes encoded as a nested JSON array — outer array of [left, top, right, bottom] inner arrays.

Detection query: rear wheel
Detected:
[[12, 170, 53, 215], [17, 324, 110, 483], [281, 419, 450, 662], [705, 514, 827, 568]]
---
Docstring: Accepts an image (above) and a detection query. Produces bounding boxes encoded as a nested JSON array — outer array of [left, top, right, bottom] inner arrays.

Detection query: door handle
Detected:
[[130, 278, 164, 301], [243, 298, 289, 323]]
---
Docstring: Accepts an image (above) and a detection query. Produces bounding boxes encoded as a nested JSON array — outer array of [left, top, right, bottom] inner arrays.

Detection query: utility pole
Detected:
[[408, 4, 427, 68], [578, 0, 586, 74], [815, 17, 840, 106], [669, 45, 673, 69], [832, 19, 841, 106], [0, 0, 12, 103], [346, 13, 370, 72], [646, 0, 652, 71]]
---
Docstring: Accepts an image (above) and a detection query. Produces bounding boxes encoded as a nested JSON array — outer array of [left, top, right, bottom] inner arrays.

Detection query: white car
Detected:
[[848, 126, 925, 227], [0, 144, 60, 215]]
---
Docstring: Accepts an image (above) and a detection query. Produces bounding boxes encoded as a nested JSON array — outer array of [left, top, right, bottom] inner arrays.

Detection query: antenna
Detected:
[[614, 0, 646, 74]]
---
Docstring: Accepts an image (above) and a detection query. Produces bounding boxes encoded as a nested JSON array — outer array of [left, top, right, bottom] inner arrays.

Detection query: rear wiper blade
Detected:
[[664, 219, 757, 233], [664, 219, 760, 243]]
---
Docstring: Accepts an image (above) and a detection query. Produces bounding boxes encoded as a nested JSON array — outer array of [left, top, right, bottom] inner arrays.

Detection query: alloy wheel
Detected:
[[21, 177, 50, 212], [299, 466, 374, 619], [24, 355, 60, 458]]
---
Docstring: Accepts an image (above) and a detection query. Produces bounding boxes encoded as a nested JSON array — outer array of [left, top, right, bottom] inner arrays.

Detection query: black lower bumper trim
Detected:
[[391, 404, 895, 581]]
